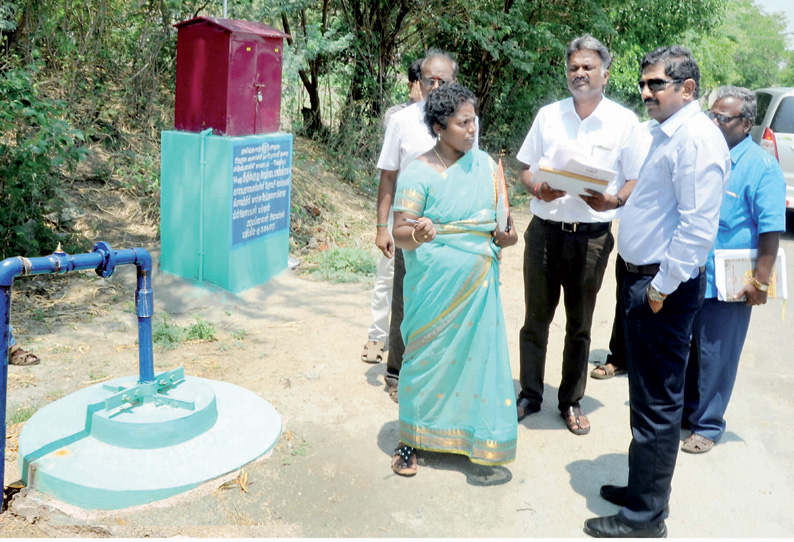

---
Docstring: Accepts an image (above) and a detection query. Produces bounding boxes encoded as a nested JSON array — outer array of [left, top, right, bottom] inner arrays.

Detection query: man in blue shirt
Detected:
[[681, 86, 786, 454], [584, 46, 730, 538]]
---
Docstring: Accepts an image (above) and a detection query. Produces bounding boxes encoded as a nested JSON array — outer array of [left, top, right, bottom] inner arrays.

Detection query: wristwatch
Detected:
[[616, 196, 625, 208], [749, 275, 769, 292], [646, 284, 667, 303]]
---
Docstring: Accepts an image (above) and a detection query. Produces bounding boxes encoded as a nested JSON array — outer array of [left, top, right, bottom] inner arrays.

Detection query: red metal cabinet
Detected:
[[174, 16, 289, 136]]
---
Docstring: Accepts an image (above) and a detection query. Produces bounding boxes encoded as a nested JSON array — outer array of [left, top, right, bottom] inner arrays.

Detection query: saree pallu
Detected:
[[393, 149, 517, 465]]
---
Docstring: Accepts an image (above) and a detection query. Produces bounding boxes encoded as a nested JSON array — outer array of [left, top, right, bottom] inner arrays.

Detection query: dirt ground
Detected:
[[2, 179, 794, 537], [0, 201, 574, 538]]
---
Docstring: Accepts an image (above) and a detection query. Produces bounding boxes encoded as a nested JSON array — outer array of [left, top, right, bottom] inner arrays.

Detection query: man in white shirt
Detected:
[[515, 34, 645, 435], [361, 58, 424, 365], [374, 49, 458, 402], [584, 46, 730, 538]]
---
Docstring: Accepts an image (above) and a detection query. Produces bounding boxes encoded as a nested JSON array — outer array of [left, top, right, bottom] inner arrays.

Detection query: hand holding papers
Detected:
[[531, 145, 617, 197], [713, 248, 788, 302]]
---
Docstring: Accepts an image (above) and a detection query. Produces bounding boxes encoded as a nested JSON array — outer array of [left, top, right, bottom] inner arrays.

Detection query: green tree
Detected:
[[688, 0, 789, 94], [0, 58, 87, 258]]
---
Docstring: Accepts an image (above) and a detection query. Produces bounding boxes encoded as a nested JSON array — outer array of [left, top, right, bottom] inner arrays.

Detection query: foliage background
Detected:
[[1, 0, 793, 259]]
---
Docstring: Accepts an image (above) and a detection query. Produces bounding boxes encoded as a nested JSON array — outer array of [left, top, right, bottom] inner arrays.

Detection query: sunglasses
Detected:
[[637, 78, 684, 92], [421, 76, 451, 87], [706, 111, 743, 125]]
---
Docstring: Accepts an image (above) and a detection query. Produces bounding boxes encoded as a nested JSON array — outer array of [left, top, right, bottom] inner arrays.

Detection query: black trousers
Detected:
[[605, 255, 629, 371], [518, 216, 613, 411], [385, 248, 405, 387], [619, 270, 705, 527]]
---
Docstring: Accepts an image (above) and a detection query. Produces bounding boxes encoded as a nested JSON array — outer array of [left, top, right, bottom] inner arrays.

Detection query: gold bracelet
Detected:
[[411, 229, 421, 244], [750, 275, 769, 292]]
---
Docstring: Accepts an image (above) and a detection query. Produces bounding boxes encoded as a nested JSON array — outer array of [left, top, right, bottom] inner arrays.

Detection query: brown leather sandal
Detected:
[[590, 363, 627, 380], [9, 345, 40, 366], [561, 406, 590, 435], [391, 444, 418, 476]]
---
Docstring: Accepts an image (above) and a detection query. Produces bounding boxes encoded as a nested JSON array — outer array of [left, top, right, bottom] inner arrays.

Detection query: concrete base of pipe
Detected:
[[17, 374, 281, 510]]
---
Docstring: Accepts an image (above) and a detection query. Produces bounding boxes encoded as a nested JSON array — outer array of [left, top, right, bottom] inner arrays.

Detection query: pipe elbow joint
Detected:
[[0, 258, 23, 287], [132, 248, 153, 276]]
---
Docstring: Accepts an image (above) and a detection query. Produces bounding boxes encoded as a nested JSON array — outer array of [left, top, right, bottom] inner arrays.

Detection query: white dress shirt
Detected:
[[516, 96, 647, 223], [618, 100, 731, 294], [377, 101, 435, 174]]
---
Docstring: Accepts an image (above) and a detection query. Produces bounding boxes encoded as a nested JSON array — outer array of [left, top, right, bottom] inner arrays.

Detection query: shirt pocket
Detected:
[[718, 189, 746, 231]]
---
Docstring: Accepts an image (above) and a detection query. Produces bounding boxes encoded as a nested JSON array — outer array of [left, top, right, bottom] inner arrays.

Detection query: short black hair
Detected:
[[408, 58, 423, 83], [421, 48, 459, 80], [640, 45, 701, 99], [423, 82, 477, 137]]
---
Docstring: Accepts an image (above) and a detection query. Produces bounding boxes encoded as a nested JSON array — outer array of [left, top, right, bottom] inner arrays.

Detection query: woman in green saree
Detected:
[[390, 83, 519, 476]]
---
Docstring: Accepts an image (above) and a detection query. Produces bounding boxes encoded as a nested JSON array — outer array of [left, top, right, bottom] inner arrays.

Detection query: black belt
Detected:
[[623, 261, 705, 275], [536, 217, 610, 234]]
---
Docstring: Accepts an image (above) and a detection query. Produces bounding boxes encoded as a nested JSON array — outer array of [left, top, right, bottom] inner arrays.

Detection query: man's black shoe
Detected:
[[600, 484, 628, 506], [516, 395, 540, 421], [584, 514, 666, 538]]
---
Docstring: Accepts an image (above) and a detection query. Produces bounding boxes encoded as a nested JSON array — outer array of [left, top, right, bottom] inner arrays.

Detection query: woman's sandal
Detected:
[[361, 340, 385, 363], [391, 444, 418, 476], [8, 345, 40, 366]]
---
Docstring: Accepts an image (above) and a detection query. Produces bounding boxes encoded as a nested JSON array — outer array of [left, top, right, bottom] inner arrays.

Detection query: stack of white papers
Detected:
[[531, 146, 617, 196], [713, 248, 788, 302]]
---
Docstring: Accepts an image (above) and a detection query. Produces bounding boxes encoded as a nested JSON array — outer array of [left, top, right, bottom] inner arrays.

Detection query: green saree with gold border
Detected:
[[393, 149, 517, 466]]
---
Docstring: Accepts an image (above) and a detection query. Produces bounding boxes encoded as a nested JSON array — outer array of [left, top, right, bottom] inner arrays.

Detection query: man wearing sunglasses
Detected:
[[682, 87, 785, 455], [514, 34, 647, 436], [584, 46, 730, 538]]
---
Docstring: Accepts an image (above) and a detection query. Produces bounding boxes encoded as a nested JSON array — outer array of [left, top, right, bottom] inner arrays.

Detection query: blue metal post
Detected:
[[0, 284, 10, 503], [0, 243, 154, 496]]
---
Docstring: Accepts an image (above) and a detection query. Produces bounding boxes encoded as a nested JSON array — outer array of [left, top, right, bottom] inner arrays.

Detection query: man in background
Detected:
[[682, 86, 785, 454], [361, 58, 424, 365]]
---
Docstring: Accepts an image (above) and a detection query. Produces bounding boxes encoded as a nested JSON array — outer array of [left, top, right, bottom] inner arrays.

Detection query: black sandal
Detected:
[[391, 444, 418, 476], [516, 394, 540, 421]]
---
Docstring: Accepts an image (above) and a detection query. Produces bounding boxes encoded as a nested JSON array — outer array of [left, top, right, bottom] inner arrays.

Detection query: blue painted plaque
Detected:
[[231, 135, 292, 247]]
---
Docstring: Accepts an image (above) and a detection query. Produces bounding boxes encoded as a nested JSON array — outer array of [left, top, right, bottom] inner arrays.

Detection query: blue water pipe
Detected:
[[0, 242, 153, 498]]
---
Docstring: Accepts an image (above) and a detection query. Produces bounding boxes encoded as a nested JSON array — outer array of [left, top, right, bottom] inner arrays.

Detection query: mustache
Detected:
[[573, 76, 590, 84], [644, 98, 659, 107]]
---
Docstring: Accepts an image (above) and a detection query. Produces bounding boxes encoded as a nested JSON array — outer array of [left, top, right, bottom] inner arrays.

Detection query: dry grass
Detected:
[[289, 137, 376, 255]]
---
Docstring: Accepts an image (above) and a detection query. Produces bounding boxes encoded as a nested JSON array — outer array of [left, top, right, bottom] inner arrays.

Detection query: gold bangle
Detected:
[[750, 275, 769, 292], [411, 229, 421, 244]]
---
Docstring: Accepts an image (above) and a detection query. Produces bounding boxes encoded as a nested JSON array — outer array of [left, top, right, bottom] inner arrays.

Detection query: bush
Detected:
[[185, 316, 216, 342], [0, 57, 88, 259], [151, 314, 217, 350], [151, 314, 185, 350]]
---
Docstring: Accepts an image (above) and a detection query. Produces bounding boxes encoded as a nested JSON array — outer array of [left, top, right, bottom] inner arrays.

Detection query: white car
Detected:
[[751, 87, 794, 213]]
